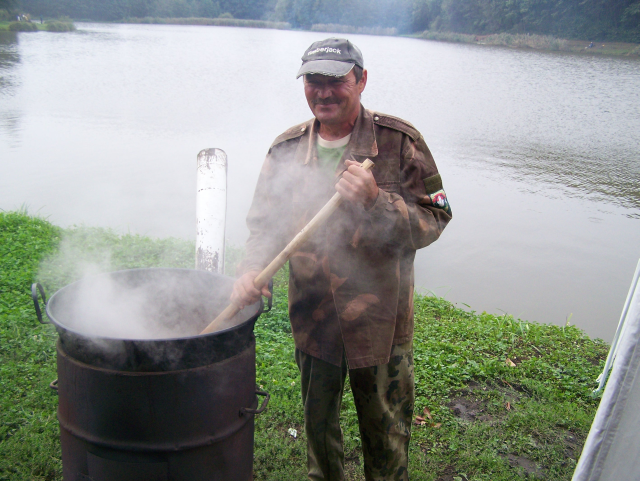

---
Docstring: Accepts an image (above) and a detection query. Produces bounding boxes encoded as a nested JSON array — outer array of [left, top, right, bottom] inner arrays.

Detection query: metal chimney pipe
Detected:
[[196, 148, 227, 274]]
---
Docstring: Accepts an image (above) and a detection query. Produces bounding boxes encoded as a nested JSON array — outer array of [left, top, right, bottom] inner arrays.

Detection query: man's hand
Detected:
[[230, 270, 271, 309], [336, 159, 379, 210]]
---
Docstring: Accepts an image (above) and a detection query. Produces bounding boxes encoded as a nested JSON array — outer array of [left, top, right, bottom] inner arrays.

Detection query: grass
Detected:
[[0, 212, 609, 480]]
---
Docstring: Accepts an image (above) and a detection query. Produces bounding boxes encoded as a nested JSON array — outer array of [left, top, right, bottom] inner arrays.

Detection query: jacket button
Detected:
[[301, 126, 306, 132], [374, 116, 380, 121]]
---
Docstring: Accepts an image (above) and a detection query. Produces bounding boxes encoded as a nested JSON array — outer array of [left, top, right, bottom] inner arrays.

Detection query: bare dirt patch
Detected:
[[446, 381, 525, 422], [501, 453, 545, 479], [447, 395, 493, 422], [344, 450, 364, 480], [563, 431, 581, 459], [435, 465, 469, 481]]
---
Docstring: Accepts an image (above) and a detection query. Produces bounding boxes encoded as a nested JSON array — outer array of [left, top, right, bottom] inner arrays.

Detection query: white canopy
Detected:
[[572, 259, 640, 480]]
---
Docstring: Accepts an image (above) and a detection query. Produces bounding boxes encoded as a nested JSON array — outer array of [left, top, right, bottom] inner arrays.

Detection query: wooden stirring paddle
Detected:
[[200, 159, 374, 335]]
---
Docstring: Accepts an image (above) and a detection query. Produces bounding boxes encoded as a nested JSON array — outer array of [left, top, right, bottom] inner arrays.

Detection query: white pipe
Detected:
[[196, 148, 227, 274]]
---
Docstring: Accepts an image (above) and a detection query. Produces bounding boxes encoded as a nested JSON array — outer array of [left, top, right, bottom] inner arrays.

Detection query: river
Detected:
[[1, 23, 638, 341]]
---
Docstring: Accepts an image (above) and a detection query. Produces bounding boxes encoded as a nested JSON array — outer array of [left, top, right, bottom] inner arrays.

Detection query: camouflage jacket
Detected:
[[240, 105, 452, 369]]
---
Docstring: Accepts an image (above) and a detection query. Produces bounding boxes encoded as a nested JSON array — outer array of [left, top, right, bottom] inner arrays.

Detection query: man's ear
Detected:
[[358, 69, 368, 94]]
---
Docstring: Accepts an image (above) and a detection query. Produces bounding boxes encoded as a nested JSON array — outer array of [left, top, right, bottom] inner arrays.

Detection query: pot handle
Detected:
[[261, 279, 273, 313], [31, 283, 49, 324], [240, 388, 270, 416]]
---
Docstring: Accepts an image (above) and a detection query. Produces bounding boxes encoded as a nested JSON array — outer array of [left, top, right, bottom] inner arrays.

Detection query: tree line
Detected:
[[7, 0, 640, 42]]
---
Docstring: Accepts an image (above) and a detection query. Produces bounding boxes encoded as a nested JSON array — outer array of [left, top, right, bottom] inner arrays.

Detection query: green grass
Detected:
[[0, 212, 608, 480], [0, 212, 63, 480]]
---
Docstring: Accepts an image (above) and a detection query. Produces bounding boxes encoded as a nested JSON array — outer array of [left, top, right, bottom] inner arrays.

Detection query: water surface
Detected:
[[1, 24, 638, 341]]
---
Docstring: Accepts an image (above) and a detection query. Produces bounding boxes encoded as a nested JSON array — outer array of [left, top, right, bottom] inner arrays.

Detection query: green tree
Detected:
[[198, 0, 221, 17]]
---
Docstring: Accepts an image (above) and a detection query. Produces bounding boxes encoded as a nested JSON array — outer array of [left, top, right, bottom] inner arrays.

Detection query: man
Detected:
[[232, 38, 452, 481]]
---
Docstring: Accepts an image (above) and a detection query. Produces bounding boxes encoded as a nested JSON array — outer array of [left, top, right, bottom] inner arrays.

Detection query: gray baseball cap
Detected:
[[296, 38, 364, 79]]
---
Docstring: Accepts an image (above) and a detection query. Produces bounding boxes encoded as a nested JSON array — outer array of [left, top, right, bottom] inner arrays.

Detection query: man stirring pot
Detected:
[[231, 38, 452, 481]]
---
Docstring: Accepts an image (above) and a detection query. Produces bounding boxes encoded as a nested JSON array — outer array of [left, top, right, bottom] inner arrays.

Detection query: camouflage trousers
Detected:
[[295, 341, 414, 481]]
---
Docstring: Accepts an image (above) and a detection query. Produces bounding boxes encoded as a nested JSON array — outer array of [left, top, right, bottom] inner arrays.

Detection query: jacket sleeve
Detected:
[[359, 134, 452, 251]]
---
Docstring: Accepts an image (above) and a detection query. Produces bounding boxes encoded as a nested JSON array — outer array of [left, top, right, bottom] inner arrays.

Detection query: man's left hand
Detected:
[[336, 159, 379, 210]]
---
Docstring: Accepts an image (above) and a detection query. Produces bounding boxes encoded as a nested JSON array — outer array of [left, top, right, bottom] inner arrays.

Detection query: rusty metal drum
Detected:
[[33, 268, 269, 481]]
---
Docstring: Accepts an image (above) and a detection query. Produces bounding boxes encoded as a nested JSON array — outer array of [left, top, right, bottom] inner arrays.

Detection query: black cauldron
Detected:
[[32, 268, 270, 481]]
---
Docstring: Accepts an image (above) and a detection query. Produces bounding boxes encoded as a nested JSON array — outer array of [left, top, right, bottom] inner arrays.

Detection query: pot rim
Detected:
[[45, 267, 261, 343]]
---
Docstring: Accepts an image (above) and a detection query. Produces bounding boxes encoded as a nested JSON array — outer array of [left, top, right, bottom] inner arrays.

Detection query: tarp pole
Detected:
[[594, 258, 640, 394]]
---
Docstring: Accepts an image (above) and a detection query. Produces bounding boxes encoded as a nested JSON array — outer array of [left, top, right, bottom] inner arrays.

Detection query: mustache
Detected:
[[313, 98, 341, 105]]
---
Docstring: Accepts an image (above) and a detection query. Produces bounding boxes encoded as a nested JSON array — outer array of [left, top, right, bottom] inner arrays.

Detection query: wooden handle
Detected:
[[200, 159, 375, 335]]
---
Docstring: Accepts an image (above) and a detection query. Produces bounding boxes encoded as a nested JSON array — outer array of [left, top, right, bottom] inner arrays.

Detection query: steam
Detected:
[[60, 272, 202, 339], [38, 230, 252, 342], [32, 133, 369, 362], [242, 138, 394, 279]]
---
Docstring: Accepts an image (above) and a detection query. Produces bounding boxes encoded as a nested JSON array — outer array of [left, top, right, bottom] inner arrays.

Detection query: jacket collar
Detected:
[[346, 104, 378, 159], [294, 104, 378, 167]]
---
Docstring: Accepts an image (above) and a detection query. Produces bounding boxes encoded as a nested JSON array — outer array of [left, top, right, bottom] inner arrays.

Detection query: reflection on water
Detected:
[[0, 31, 19, 71], [0, 31, 20, 97], [480, 141, 640, 215], [0, 31, 21, 146], [0, 111, 21, 142], [0, 24, 638, 341]]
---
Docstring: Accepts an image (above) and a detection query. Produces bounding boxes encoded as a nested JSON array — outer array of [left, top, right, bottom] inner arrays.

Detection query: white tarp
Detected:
[[572, 269, 640, 481]]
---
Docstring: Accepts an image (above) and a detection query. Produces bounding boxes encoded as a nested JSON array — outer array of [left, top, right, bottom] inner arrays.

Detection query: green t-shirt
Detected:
[[317, 144, 347, 173], [316, 133, 351, 174]]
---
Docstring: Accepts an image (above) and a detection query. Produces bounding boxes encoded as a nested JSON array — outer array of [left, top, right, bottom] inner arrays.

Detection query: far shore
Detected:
[[1, 17, 638, 58], [415, 30, 640, 57], [117, 18, 640, 57]]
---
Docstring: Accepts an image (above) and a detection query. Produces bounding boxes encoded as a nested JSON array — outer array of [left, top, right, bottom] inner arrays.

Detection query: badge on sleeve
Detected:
[[423, 173, 451, 215]]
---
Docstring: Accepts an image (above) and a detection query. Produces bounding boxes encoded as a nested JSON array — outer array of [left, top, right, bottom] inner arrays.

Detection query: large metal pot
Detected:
[[33, 268, 267, 371], [32, 268, 270, 481]]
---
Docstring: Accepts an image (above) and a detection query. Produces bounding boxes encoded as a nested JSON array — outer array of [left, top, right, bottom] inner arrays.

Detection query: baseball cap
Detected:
[[296, 38, 364, 79]]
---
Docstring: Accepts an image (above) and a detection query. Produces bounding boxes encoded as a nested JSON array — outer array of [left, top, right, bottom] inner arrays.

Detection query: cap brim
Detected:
[[296, 60, 354, 79]]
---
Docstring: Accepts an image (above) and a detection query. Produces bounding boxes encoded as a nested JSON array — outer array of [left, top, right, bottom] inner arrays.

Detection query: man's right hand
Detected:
[[230, 270, 271, 310]]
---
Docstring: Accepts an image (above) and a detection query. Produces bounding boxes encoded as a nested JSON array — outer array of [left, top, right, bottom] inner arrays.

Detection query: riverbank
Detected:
[[117, 17, 640, 57], [4, 15, 637, 57], [0, 19, 75, 32], [417, 30, 640, 57], [0, 211, 608, 480], [120, 16, 291, 30]]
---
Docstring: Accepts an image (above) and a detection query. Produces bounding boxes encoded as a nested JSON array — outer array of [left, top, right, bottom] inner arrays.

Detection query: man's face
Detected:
[[303, 69, 367, 126]]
